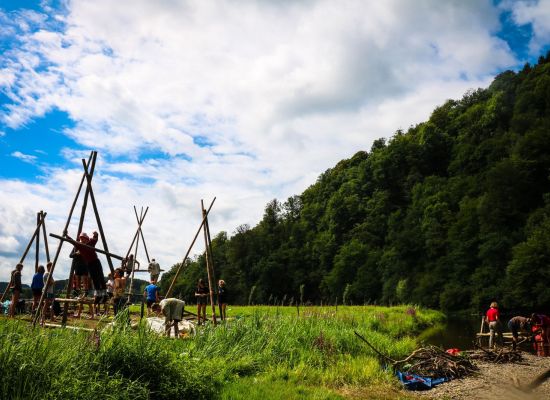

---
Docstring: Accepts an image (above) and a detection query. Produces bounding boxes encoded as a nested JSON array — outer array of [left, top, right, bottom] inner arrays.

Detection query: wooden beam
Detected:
[[165, 197, 216, 298], [202, 200, 217, 325], [82, 157, 115, 274], [49, 234, 124, 260]]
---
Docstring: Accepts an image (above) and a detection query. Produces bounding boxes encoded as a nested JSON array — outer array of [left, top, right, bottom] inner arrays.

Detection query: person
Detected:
[[69, 241, 89, 297], [8, 263, 23, 317], [31, 265, 45, 314], [143, 279, 160, 316], [507, 316, 531, 350], [195, 279, 208, 325], [148, 258, 161, 282], [124, 254, 139, 277], [41, 262, 55, 325], [531, 313, 550, 356], [113, 268, 126, 315], [485, 301, 503, 349], [218, 279, 228, 321], [153, 298, 185, 337], [105, 273, 114, 316]]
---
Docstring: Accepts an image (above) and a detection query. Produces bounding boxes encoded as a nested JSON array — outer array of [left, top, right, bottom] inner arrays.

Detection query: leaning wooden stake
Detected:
[[60, 152, 96, 326], [165, 197, 216, 298], [354, 331, 396, 364], [202, 200, 217, 325], [49, 234, 124, 260], [35, 212, 40, 273], [134, 206, 151, 263], [82, 158, 115, 274], [125, 207, 149, 259]]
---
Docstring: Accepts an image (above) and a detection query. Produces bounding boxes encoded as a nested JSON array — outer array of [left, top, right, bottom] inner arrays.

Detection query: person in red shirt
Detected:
[[485, 301, 503, 349], [531, 313, 550, 356]]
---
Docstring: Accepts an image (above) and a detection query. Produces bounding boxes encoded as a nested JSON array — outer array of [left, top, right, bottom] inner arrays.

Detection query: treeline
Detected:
[[161, 53, 550, 312]]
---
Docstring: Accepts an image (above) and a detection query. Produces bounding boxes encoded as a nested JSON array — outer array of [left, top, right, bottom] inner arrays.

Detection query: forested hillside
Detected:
[[162, 53, 550, 313]]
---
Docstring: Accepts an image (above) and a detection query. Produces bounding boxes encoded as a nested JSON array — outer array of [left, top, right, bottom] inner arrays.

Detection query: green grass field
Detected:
[[0, 305, 444, 399]]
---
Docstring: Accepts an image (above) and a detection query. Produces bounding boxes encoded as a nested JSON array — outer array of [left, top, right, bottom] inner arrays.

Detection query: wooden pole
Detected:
[[1, 212, 47, 303], [49, 234, 124, 260], [40, 211, 51, 262], [127, 219, 141, 302], [59, 152, 96, 326], [35, 212, 40, 273], [201, 201, 217, 325], [134, 206, 151, 264], [34, 151, 94, 326], [125, 207, 149, 258], [82, 157, 115, 274], [165, 197, 216, 298], [202, 200, 218, 324]]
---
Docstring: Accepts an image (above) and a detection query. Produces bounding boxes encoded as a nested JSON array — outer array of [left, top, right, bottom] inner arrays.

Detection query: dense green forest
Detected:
[[161, 53, 550, 313]]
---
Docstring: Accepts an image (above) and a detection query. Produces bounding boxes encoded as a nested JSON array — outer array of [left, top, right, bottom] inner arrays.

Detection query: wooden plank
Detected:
[[49, 234, 124, 260]]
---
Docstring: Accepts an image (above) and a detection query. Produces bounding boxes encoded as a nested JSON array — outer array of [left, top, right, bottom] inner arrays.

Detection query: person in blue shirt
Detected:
[[31, 265, 45, 314], [143, 279, 160, 316]]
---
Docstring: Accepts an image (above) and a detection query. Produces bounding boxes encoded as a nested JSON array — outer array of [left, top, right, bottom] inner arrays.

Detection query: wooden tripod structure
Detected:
[[0, 211, 51, 303], [33, 151, 123, 326], [125, 206, 152, 301], [165, 197, 218, 325]]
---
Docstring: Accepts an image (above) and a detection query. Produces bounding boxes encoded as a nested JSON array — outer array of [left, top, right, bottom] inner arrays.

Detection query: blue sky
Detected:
[[0, 0, 549, 283]]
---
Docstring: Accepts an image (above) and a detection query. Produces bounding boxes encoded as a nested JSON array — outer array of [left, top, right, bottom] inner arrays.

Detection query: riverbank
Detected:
[[413, 352, 550, 400]]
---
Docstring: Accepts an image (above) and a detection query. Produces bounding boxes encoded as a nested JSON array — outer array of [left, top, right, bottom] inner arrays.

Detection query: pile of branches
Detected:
[[465, 346, 524, 364], [393, 346, 478, 379]]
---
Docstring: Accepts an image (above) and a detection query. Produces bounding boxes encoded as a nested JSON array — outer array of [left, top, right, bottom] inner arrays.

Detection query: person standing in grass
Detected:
[[218, 279, 228, 321], [113, 269, 126, 315], [70, 242, 88, 298], [105, 273, 114, 316], [144, 279, 160, 317], [485, 301, 503, 349], [153, 298, 185, 337], [41, 262, 55, 326], [31, 265, 45, 315], [8, 263, 23, 317], [195, 279, 208, 325]]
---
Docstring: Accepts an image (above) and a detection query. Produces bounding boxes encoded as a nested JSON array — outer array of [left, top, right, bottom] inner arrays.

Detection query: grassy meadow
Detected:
[[0, 305, 444, 399]]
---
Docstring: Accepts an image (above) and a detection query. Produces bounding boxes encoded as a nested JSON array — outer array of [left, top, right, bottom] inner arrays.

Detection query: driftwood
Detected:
[[468, 343, 524, 363], [394, 346, 478, 379], [354, 331, 477, 380]]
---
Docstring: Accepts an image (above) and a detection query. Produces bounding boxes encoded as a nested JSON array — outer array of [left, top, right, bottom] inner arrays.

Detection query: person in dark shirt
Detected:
[[218, 279, 228, 321], [507, 316, 531, 350], [195, 279, 208, 325], [8, 263, 23, 317], [31, 265, 45, 314]]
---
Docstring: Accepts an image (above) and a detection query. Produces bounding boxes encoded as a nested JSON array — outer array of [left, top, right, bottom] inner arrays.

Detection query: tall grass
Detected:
[[0, 305, 443, 399]]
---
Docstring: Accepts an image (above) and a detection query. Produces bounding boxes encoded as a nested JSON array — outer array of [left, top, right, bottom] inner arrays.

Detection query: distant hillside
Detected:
[[168, 53, 550, 312]]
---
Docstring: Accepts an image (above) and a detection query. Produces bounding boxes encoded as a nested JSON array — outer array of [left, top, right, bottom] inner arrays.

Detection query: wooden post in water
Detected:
[[165, 197, 216, 298], [201, 200, 217, 325]]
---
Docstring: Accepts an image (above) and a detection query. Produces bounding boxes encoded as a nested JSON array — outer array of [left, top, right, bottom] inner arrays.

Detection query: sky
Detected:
[[0, 0, 549, 285]]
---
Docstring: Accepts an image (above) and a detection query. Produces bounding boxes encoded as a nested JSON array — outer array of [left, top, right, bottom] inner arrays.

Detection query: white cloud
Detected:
[[11, 151, 37, 163], [507, 0, 550, 54], [0, 0, 545, 283]]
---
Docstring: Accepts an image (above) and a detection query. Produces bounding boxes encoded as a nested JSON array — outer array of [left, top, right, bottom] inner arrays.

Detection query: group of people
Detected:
[[485, 301, 550, 354], [7, 261, 55, 326], [195, 278, 228, 325]]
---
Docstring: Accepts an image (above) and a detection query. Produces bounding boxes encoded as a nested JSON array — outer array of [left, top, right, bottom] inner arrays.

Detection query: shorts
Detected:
[[32, 288, 42, 297], [197, 297, 207, 305], [146, 299, 156, 307], [73, 262, 88, 276], [508, 320, 519, 338]]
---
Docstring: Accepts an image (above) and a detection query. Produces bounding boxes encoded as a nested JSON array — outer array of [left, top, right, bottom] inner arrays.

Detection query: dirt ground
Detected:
[[412, 352, 550, 400]]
